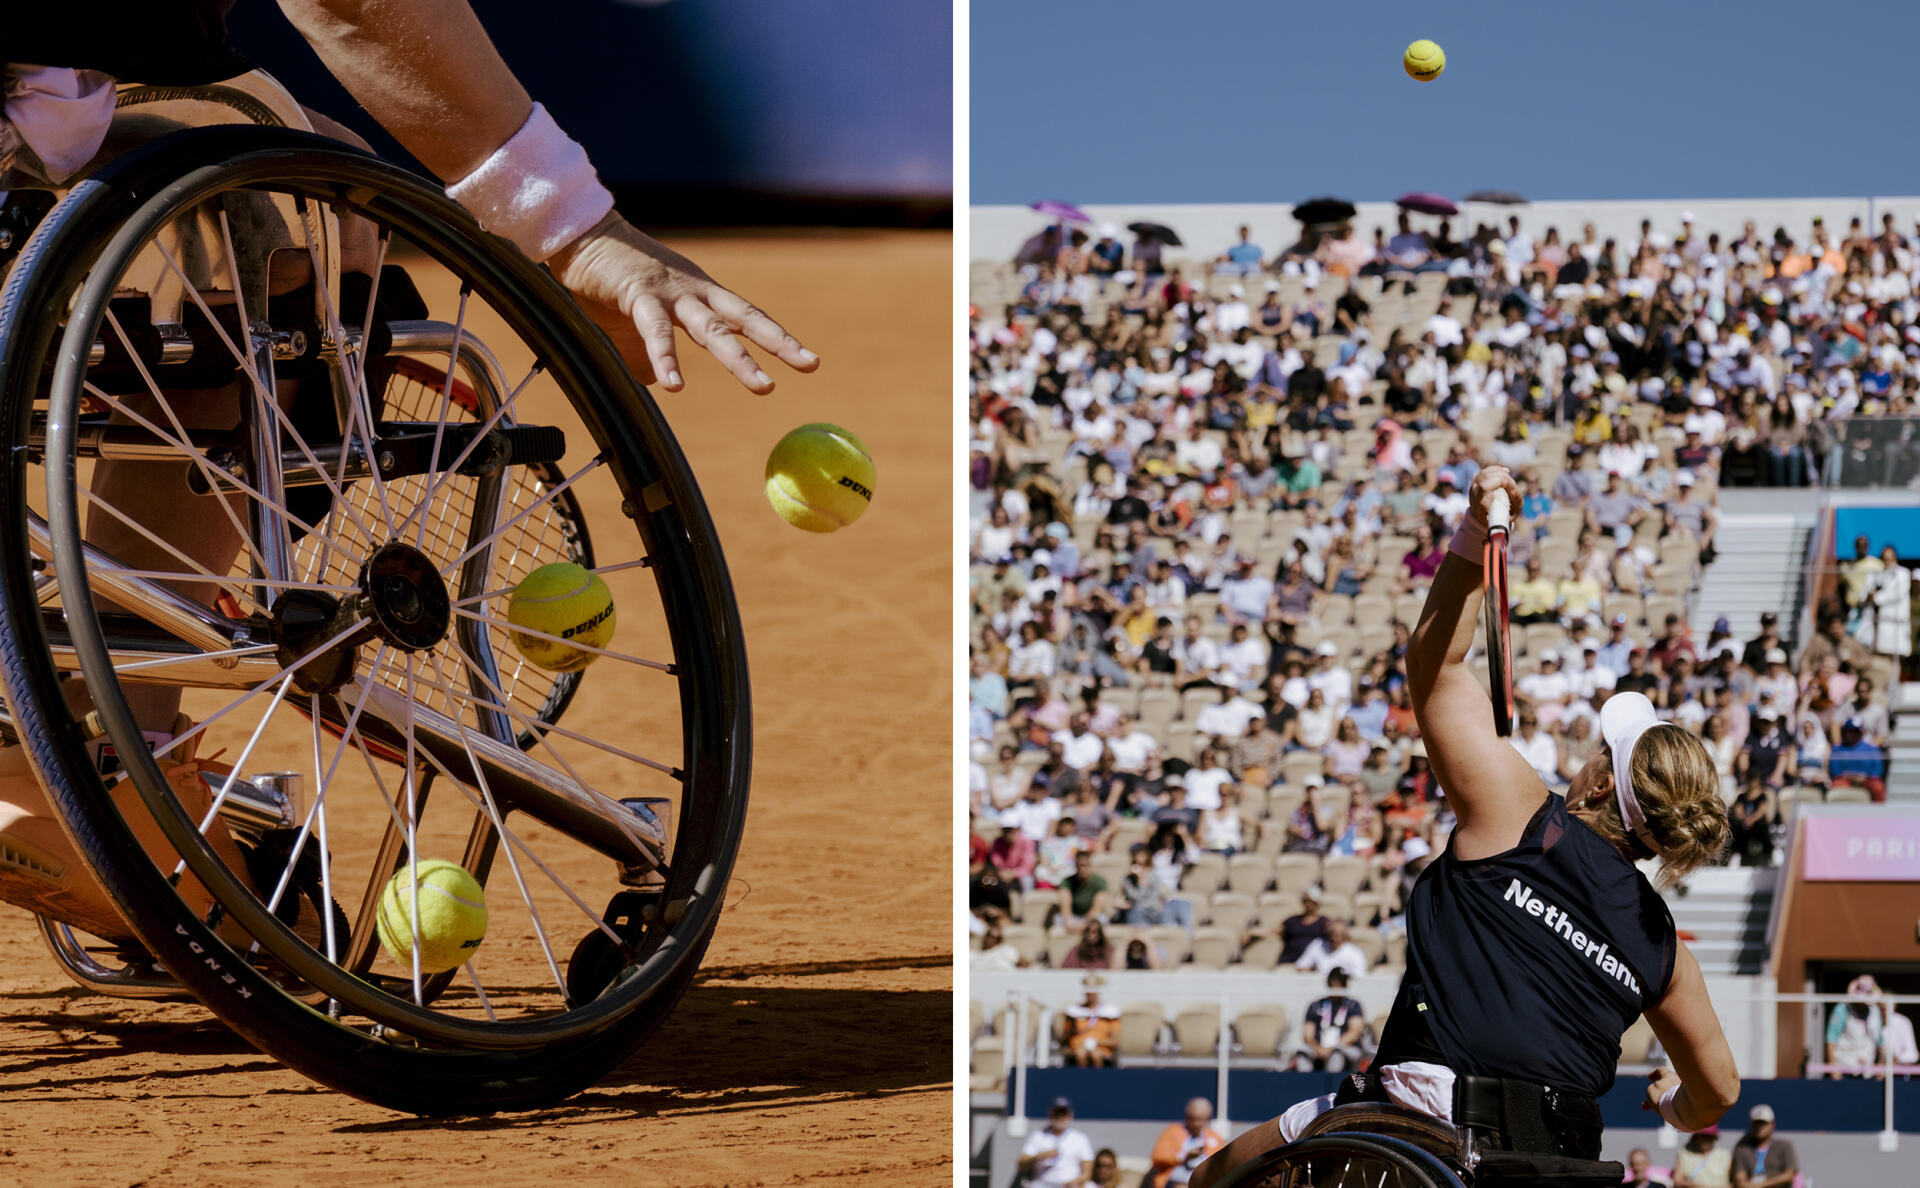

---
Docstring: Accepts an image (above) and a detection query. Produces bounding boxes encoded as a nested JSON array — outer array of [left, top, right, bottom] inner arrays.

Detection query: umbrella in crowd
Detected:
[[1013, 226, 1087, 265], [1396, 191, 1458, 217], [1292, 197, 1357, 226], [1127, 221, 1183, 246], [1029, 199, 1093, 224], [1465, 189, 1528, 205]]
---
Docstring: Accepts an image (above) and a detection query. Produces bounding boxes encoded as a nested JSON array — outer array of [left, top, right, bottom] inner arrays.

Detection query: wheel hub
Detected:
[[271, 543, 452, 693], [359, 543, 451, 652]]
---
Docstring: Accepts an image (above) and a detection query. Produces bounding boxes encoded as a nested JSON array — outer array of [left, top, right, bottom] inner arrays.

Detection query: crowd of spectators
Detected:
[[969, 205, 1917, 992]]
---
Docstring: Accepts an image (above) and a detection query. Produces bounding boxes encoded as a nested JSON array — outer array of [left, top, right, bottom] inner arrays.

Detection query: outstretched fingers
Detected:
[[706, 286, 820, 373], [673, 294, 773, 394]]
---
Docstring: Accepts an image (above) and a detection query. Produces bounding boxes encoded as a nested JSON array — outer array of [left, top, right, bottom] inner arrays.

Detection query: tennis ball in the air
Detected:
[[1404, 39, 1445, 82], [764, 423, 876, 532], [376, 859, 487, 974], [507, 561, 615, 672]]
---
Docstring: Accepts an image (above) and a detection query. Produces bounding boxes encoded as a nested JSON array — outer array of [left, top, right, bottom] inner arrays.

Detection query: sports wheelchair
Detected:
[[0, 71, 748, 1113], [1199, 1103, 1626, 1188]]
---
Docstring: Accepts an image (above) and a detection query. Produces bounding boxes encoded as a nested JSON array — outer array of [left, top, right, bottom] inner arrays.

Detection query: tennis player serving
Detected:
[[1198, 464, 1739, 1184]]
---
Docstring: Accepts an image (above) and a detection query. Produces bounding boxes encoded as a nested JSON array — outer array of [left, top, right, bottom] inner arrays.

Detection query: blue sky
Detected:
[[971, 0, 1916, 205]]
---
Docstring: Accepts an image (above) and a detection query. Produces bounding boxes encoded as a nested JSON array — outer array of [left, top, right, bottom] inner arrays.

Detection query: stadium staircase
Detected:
[[1667, 866, 1776, 976], [1889, 683, 1920, 805], [1688, 506, 1816, 653]]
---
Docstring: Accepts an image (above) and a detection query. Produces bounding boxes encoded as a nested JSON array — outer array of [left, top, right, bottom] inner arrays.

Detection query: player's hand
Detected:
[[547, 211, 819, 394], [1641, 1067, 1681, 1115], [1467, 465, 1521, 533]]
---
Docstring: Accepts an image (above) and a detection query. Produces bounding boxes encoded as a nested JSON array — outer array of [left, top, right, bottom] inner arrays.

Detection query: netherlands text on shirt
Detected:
[[1503, 878, 1642, 995]]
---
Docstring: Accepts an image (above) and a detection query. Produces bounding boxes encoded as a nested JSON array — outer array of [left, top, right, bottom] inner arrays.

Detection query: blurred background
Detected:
[[233, 0, 952, 225]]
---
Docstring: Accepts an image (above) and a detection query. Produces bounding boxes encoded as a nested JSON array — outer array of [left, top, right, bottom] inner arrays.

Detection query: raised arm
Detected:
[[276, 0, 816, 393], [1404, 466, 1546, 855]]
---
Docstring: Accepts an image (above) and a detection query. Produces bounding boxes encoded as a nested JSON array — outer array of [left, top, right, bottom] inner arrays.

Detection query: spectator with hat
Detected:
[[1825, 975, 1886, 1077], [1672, 1124, 1732, 1187], [1020, 1097, 1096, 1185], [1294, 916, 1367, 979], [1730, 1103, 1798, 1188], [1828, 719, 1888, 801]]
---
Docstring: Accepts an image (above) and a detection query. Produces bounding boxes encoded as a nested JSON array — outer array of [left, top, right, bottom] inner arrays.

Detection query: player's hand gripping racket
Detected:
[[1482, 489, 1515, 737]]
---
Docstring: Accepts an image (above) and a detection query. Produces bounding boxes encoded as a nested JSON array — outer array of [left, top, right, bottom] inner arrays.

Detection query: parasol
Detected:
[[1292, 197, 1357, 226], [1029, 199, 1093, 225], [1396, 192, 1459, 217], [1127, 221, 1183, 246]]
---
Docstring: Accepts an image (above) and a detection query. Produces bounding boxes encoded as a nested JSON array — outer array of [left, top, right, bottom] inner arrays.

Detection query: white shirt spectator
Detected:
[[1308, 666, 1354, 717], [1886, 1008, 1920, 1066], [1007, 638, 1057, 680], [1517, 669, 1573, 706], [1218, 574, 1274, 622], [1425, 311, 1465, 347], [1280, 675, 1312, 709], [1022, 1126, 1096, 1188], [1215, 299, 1252, 335], [1001, 796, 1061, 842], [1510, 729, 1561, 785], [1183, 766, 1232, 811], [1053, 728, 1105, 772], [1423, 489, 1470, 528], [1295, 938, 1368, 980], [1219, 636, 1271, 689], [1570, 660, 1617, 699], [1175, 435, 1224, 475], [1107, 728, 1159, 774], [1195, 694, 1265, 741], [1174, 635, 1222, 681], [1145, 572, 1189, 613]]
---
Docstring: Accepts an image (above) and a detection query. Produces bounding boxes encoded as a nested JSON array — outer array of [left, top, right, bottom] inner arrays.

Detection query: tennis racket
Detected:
[[1482, 489, 1514, 737]]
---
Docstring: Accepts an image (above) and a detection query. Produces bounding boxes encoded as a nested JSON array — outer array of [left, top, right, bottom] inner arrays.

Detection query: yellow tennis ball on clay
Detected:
[[507, 561, 615, 672], [1404, 39, 1445, 82], [376, 859, 487, 974], [765, 423, 876, 532]]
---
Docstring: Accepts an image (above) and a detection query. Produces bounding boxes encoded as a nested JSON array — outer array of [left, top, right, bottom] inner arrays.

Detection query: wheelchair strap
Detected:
[[1453, 1073, 1603, 1161]]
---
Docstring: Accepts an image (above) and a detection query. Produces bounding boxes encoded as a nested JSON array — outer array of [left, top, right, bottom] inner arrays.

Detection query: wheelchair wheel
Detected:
[[1208, 1133, 1466, 1188], [0, 126, 749, 1113]]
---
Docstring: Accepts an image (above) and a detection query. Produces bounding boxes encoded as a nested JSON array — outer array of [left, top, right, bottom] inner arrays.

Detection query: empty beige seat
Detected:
[[1117, 1003, 1167, 1059], [1320, 855, 1368, 899], [1225, 853, 1274, 895], [1239, 935, 1282, 969], [1188, 928, 1235, 971], [1273, 852, 1322, 894], [1171, 1004, 1223, 1057], [1233, 1007, 1290, 1059]]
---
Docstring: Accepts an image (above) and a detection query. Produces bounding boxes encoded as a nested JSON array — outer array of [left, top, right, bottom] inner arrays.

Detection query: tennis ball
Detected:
[[375, 859, 487, 974], [507, 561, 615, 672], [765, 423, 875, 532], [1404, 39, 1445, 82]]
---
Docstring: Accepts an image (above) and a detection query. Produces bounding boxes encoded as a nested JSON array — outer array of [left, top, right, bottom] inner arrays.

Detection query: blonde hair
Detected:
[[1590, 724, 1729, 890]]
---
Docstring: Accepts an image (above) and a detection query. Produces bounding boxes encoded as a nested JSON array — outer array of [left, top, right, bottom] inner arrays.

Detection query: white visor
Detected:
[[1599, 691, 1664, 856]]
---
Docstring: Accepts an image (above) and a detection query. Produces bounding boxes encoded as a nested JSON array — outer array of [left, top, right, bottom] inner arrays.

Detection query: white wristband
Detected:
[[1447, 519, 1486, 565], [445, 103, 615, 263], [1657, 1083, 1687, 1131]]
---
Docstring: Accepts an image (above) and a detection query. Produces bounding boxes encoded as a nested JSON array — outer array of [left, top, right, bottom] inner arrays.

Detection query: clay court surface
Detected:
[[0, 231, 953, 1184]]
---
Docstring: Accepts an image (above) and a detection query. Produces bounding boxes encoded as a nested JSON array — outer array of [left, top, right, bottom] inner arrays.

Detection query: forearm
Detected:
[[1406, 554, 1483, 683], [277, 0, 533, 181]]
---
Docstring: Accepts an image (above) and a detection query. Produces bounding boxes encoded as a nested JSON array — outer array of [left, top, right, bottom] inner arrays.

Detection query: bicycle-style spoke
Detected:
[[419, 285, 470, 552], [450, 606, 672, 673], [99, 310, 265, 564], [150, 240, 381, 551], [79, 381, 364, 565], [454, 557, 648, 607], [388, 362, 543, 543], [170, 673, 298, 881], [406, 665, 674, 775], [74, 487, 270, 615], [439, 455, 602, 576], [114, 644, 277, 675]]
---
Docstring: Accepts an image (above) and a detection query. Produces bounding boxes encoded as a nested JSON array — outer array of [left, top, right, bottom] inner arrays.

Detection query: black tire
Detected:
[[0, 126, 749, 1112], [1207, 1133, 1465, 1188]]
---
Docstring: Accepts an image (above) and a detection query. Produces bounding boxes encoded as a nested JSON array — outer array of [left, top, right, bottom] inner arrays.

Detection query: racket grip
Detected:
[[1486, 489, 1511, 533]]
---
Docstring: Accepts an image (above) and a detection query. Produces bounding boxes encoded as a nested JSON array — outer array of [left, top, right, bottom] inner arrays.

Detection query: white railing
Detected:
[[981, 982, 1920, 1148]]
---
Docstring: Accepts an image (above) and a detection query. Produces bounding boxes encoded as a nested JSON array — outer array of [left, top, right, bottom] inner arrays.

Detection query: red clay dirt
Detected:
[[0, 231, 953, 1185]]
